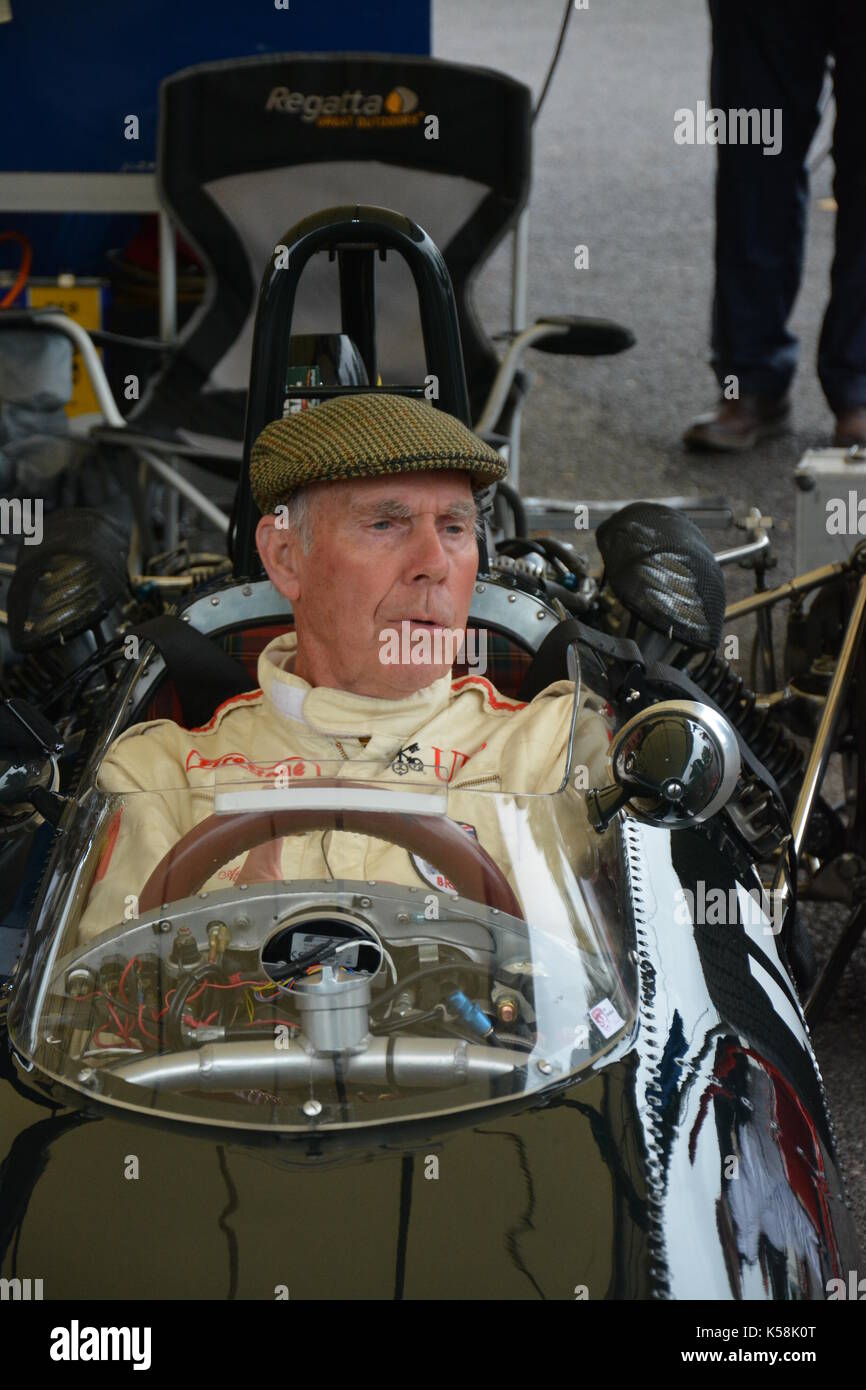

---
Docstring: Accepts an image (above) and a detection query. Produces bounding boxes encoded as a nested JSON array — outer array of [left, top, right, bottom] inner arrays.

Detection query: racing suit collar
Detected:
[[258, 630, 453, 738]]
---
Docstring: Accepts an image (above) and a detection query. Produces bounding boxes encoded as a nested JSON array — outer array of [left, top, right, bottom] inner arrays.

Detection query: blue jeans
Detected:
[[709, 0, 866, 413]]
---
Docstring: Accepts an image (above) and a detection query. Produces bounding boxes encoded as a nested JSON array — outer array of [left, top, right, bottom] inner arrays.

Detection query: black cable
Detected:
[[492, 1030, 535, 1052], [533, 0, 576, 123], [42, 639, 128, 713], [535, 536, 590, 581], [372, 1006, 443, 1036], [262, 938, 340, 981], [495, 480, 528, 538], [166, 962, 223, 1049]]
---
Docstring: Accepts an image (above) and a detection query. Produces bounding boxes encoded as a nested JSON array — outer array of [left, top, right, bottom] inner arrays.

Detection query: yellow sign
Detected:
[[26, 283, 103, 417]]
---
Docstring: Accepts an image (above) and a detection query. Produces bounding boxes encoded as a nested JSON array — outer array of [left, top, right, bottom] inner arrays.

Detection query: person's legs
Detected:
[[708, 0, 829, 401], [818, 5, 866, 436]]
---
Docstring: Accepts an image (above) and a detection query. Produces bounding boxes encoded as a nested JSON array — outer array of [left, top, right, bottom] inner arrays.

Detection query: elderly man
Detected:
[[80, 394, 611, 939]]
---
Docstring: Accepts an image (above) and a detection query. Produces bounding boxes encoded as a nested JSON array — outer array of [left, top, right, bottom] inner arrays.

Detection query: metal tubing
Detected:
[[725, 561, 846, 620], [113, 1034, 525, 1091], [522, 496, 733, 532], [158, 209, 177, 342], [36, 314, 125, 427], [715, 532, 771, 566], [511, 207, 530, 336], [784, 570, 866, 873], [234, 205, 473, 576], [805, 902, 866, 1025], [138, 449, 230, 534], [475, 322, 569, 437]]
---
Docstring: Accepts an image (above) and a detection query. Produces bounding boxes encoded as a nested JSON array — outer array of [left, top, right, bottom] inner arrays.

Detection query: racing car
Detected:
[[0, 206, 861, 1300]]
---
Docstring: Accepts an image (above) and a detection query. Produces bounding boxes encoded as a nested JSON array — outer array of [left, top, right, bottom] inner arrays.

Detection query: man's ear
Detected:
[[256, 514, 302, 602]]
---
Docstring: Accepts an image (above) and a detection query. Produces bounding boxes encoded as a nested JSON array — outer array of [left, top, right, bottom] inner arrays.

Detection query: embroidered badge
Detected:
[[391, 743, 425, 775]]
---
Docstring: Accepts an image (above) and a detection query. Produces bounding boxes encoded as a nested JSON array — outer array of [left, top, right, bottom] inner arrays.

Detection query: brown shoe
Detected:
[[683, 394, 791, 453], [834, 408, 866, 448]]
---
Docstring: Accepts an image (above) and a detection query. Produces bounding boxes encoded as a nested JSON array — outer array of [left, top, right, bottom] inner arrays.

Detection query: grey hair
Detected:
[[277, 487, 316, 553]]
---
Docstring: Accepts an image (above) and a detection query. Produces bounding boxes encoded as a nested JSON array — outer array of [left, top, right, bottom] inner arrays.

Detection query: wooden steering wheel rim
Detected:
[[138, 779, 523, 918]]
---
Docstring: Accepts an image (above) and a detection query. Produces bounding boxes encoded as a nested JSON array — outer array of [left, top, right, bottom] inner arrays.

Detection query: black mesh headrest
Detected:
[[7, 508, 130, 654], [596, 503, 726, 651]]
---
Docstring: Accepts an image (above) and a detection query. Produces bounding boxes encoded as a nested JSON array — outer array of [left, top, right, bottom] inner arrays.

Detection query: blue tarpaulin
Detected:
[[0, 0, 430, 274]]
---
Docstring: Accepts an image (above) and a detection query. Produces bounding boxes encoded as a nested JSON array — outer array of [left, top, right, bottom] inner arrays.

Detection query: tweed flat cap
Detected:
[[250, 392, 507, 513]]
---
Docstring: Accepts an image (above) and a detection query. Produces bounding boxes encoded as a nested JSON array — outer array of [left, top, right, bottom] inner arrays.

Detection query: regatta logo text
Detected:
[[674, 102, 783, 157], [265, 85, 420, 125], [49, 1320, 152, 1371], [379, 622, 487, 676]]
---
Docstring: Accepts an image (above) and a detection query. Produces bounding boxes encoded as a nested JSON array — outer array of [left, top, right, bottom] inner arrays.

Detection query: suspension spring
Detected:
[[688, 651, 804, 804]]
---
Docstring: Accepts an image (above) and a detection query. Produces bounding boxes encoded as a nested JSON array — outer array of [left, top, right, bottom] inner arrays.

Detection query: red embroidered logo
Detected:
[[430, 743, 485, 783], [184, 750, 322, 779]]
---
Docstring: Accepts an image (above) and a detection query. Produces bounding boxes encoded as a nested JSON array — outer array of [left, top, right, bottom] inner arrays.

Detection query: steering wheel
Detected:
[[138, 778, 523, 918]]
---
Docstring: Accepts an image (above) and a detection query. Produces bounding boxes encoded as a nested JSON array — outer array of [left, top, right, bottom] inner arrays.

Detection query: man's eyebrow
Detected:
[[347, 497, 478, 522]]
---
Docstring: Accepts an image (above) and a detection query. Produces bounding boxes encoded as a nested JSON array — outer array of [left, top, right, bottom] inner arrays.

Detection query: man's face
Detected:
[[256, 471, 479, 697]]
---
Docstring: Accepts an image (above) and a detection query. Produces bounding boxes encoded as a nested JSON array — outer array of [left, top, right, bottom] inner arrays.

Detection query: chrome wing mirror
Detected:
[[587, 699, 741, 833]]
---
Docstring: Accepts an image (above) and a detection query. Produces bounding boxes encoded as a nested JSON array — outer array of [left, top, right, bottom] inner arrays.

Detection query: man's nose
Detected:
[[404, 517, 450, 580]]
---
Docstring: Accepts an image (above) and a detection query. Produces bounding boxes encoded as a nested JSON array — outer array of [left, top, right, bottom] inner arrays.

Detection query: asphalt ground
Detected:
[[436, 0, 865, 1253]]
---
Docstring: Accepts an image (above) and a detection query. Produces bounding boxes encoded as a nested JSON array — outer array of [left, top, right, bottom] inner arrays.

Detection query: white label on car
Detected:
[[589, 998, 625, 1039]]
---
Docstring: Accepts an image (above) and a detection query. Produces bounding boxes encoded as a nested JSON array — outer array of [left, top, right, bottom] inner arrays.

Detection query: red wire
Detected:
[[137, 1002, 160, 1043], [183, 1012, 219, 1029], [244, 1017, 299, 1028], [105, 1001, 131, 1042], [118, 956, 138, 1003], [0, 231, 33, 308], [93, 1026, 141, 1051]]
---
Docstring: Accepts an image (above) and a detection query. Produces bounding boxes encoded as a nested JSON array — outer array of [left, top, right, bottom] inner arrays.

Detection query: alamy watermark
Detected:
[[379, 621, 487, 675], [0, 1276, 43, 1299], [826, 1271, 866, 1300], [0, 497, 42, 546], [674, 881, 784, 935], [826, 492, 866, 536], [49, 1321, 151, 1370], [674, 102, 783, 158]]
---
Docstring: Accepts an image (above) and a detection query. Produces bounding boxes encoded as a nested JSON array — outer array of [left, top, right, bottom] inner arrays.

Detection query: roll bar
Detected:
[[233, 204, 473, 576]]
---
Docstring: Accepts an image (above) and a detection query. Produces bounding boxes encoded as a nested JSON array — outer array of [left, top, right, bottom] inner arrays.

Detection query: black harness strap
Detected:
[[518, 617, 644, 702], [129, 616, 256, 728]]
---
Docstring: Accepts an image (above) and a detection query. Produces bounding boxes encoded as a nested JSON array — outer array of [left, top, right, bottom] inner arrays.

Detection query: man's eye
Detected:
[[371, 520, 393, 531]]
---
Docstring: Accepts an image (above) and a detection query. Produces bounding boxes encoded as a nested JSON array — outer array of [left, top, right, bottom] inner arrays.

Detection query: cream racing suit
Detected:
[[79, 631, 614, 940]]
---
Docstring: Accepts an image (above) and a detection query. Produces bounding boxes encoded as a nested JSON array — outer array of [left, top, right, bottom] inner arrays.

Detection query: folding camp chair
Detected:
[[1, 50, 731, 560]]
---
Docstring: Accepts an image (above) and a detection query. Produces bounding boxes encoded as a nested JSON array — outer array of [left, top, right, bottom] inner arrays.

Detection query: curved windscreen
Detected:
[[11, 776, 636, 1132]]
